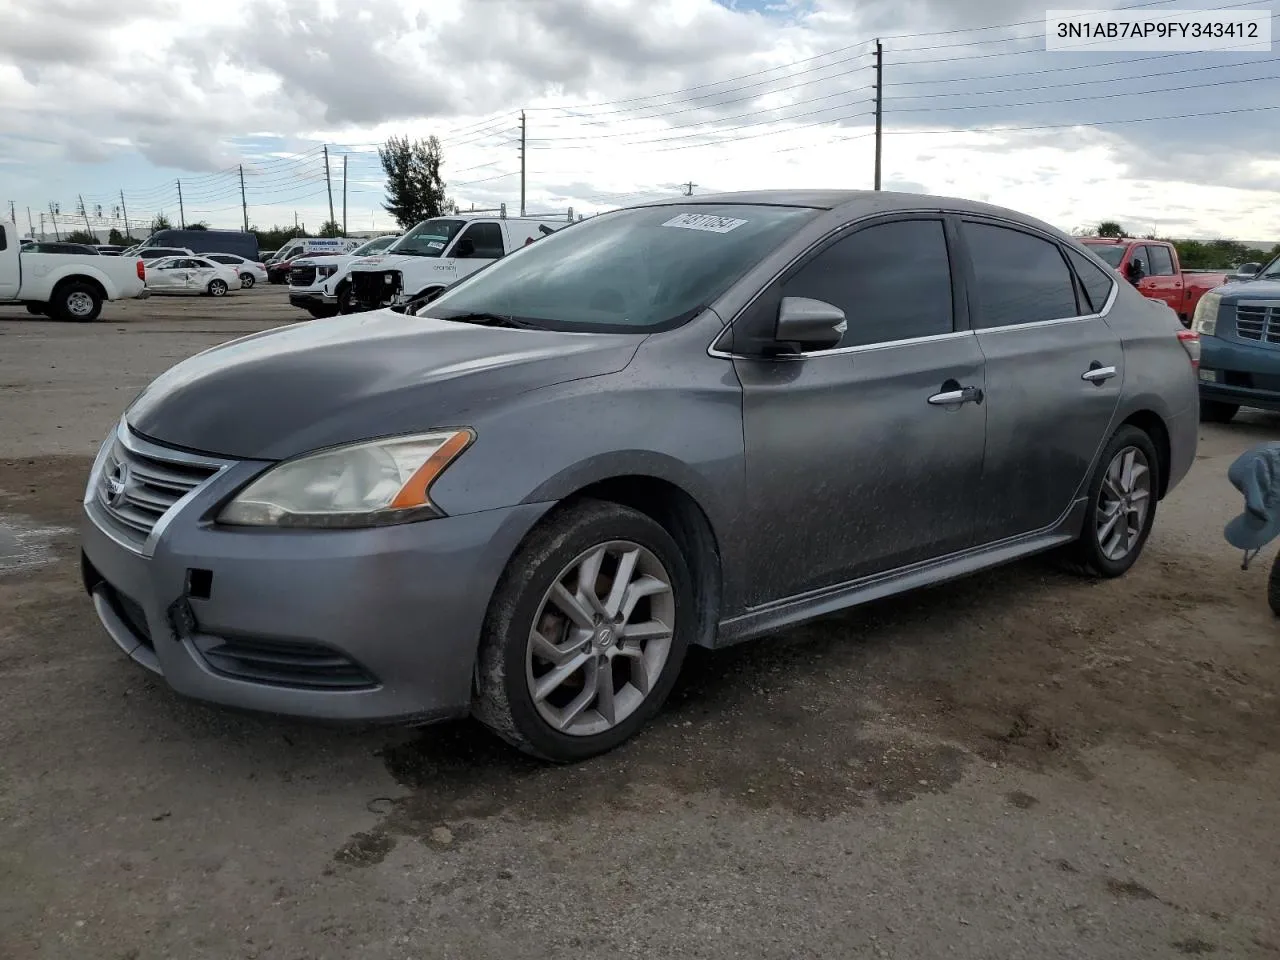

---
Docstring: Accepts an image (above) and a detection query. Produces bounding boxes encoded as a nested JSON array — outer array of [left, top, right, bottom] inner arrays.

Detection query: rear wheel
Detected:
[[52, 282, 102, 322], [1065, 425, 1159, 578], [207, 279, 228, 297], [473, 499, 693, 762], [1199, 399, 1239, 423], [239, 272, 255, 288]]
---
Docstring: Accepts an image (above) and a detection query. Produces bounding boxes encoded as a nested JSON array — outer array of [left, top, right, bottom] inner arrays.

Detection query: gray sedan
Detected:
[[79, 190, 1200, 762]]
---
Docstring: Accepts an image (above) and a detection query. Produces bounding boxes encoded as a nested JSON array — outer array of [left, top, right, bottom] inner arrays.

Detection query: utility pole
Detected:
[[176, 179, 186, 228], [119, 190, 130, 240], [239, 164, 249, 232], [519, 110, 526, 217], [27, 206, 34, 239], [7, 200, 14, 224], [682, 182, 696, 196], [48, 203, 61, 240], [78, 194, 93, 237], [342, 153, 348, 236], [873, 39, 883, 191], [323, 145, 336, 234]]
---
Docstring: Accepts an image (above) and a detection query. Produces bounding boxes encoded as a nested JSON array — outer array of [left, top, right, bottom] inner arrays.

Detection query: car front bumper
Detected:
[[1199, 335, 1280, 411], [288, 291, 336, 310], [79, 434, 551, 723]]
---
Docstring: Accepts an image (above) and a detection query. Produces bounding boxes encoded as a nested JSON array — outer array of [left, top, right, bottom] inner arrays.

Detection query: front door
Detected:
[[956, 219, 1125, 540], [1132, 243, 1184, 316], [731, 216, 988, 606]]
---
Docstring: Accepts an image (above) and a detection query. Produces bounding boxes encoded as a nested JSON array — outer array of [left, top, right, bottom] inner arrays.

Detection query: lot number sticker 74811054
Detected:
[[661, 213, 749, 234]]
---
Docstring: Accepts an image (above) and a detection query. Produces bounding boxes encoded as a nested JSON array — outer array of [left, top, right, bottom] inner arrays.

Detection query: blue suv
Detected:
[[1193, 254, 1280, 422]]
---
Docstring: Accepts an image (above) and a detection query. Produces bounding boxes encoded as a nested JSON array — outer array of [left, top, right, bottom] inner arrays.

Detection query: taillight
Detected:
[[1177, 329, 1200, 370], [136, 259, 145, 281]]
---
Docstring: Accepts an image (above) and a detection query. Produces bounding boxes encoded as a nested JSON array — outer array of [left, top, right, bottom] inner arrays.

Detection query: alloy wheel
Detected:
[[66, 292, 94, 317], [1095, 446, 1152, 561], [525, 540, 675, 737]]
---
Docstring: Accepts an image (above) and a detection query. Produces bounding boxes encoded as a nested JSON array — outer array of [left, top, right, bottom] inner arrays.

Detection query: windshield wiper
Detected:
[[442, 312, 539, 330]]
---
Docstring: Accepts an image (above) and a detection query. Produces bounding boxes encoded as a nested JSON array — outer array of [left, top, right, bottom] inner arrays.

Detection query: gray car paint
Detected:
[[81, 189, 1199, 724]]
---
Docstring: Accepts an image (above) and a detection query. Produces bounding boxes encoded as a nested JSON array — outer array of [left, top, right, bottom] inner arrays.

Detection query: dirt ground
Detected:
[[1, 288, 1278, 959]]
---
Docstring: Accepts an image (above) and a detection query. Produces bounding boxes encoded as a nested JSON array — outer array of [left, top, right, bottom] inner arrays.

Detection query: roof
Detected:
[[628, 189, 1064, 231]]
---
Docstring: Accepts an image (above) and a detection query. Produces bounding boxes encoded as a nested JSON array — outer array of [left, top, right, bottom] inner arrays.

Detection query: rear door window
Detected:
[[1146, 245, 1175, 276], [961, 222, 1081, 327], [1065, 247, 1117, 314]]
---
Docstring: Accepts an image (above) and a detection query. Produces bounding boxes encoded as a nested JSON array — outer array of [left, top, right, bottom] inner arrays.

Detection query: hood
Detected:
[[351, 253, 434, 272], [125, 311, 643, 461], [1219, 278, 1280, 300]]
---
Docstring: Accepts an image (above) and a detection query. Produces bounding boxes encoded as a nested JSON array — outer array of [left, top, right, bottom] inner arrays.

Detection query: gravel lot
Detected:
[[1, 288, 1278, 959]]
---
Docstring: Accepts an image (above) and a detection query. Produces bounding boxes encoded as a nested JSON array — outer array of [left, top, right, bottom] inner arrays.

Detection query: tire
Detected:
[[1199, 399, 1239, 423], [239, 273, 255, 288], [335, 281, 354, 314], [473, 499, 694, 762], [207, 279, 228, 297], [52, 281, 102, 322], [1064, 425, 1160, 578], [306, 305, 339, 319], [1269, 554, 1280, 617]]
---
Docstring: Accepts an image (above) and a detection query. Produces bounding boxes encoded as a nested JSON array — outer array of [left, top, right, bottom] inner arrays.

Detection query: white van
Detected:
[[270, 237, 362, 263], [346, 209, 576, 312]]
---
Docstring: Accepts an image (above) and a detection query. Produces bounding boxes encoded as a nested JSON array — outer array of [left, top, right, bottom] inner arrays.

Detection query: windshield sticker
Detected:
[[426, 240, 445, 250], [661, 213, 748, 234]]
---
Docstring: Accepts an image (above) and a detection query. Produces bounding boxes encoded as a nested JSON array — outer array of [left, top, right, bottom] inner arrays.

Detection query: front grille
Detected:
[[350, 269, 401, 307], [97, 432, 224, 547], [195, 636, 378, 690], [1234, 302, 1280, 343], [289, 265, 317, 286]]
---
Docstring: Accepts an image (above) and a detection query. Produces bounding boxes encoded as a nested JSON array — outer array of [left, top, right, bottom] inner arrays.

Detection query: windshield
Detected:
[[350, 235, 397, 257], [388, 219, 465, 257], [423, 204, 820, 332], [1256, 253, 1280, 281], [1082, 243, 1125, 268]]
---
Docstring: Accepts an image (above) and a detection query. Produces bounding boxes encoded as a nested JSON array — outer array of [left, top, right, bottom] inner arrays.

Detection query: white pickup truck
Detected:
[[346, 211, 576, 312], [0, 222, 149, 321], [287, 234, 401, 318]]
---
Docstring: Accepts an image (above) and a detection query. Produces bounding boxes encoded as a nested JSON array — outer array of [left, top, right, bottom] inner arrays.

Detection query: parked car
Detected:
[[204, 253, 268, 288], [1191, 252, 1280, 422], [25, 241, 100, 255], [144, 256, 241, 297], [266, 238, 363, 284], [78, 190, 1198, 761], [347, 213, 572, 311], [288, 234, 401, 318], [0, 222, 148, 320], [138, 228, 259, 262], [1077, 238, 1227, 327]]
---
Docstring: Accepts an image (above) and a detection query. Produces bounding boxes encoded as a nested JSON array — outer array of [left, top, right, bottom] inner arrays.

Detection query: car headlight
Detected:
[[316, 264, 338, 279], [217, 429, 474, 528], [1192, 292, 1222, 336]]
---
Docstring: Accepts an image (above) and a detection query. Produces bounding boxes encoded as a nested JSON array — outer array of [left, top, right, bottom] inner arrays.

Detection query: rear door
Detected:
[[957, 218, 1124, 540], [731, 215, 988, 602]]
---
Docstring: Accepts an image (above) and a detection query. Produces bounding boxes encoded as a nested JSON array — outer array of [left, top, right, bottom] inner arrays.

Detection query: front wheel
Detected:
[[207, 279, 228, 297], [473, 499, 693, 762], [1200, 399, 1239, 423], [336, 281, 355, 314], [239, 273, 256, 288], [1064, 425, 1160, 578]]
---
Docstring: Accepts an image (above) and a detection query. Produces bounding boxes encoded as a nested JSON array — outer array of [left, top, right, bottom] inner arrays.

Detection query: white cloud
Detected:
[[0, 0, 1277, 240]]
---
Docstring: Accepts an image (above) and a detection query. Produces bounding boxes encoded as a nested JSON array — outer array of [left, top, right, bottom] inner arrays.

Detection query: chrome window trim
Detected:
[[705, 208, 1117, 361]]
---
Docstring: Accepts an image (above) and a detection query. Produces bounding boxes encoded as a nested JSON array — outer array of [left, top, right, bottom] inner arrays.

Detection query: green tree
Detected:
[[250, 224, 309, 251], [186, 221, 210, 231], [150, 214, 172, 232], [1096, 220, 1127, 238], [64, 229, 97, 245], [318, 219, 342, 237], [378, 134, 451, 229], [107, 228, 142, 246]]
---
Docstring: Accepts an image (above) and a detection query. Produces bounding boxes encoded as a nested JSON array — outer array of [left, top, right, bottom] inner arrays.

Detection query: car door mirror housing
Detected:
[[1126, 258, 1145, 280], [774, 297, 847, 351]]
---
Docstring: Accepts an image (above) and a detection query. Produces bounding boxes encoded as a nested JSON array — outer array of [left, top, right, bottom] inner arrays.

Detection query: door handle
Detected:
[[1081, 364, 1118, 384], [928, 384, 983, 406]]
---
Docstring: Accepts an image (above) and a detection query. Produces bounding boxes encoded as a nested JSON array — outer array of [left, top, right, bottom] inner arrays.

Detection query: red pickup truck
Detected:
[[1078, 238, 1228, 327]]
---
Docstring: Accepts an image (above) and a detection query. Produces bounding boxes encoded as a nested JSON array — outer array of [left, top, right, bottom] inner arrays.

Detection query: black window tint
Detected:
[[457, 222, 505, 259], [963, 222, 1080, 327], [781, 218, 953, 348], [0, 229, 6, 252], [1147, 244, 1175, 276], [209, 255, 237, 264], [1066, 247, 1116, 313]]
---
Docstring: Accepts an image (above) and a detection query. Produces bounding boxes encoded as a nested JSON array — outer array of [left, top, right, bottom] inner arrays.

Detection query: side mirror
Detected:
[[774, 297, 847, 352], [454, 236, 475, 258], [1236, 262, 1261, 278], [1126, 258, 1145, 281]]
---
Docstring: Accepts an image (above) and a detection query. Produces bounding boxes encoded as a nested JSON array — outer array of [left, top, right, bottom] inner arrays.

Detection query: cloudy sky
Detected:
[[2, 0, 1278, 241]]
